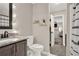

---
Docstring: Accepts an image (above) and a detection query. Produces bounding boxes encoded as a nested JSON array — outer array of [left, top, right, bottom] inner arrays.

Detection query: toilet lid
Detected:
[[30, 44, 44, 49]]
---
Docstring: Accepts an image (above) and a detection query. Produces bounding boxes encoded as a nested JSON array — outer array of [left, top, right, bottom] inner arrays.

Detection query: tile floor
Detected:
[[50, 45, 66, 56]]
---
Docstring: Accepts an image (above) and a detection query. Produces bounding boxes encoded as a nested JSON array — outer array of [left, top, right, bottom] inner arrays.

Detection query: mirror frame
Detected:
[[0, 3, 12, 29]]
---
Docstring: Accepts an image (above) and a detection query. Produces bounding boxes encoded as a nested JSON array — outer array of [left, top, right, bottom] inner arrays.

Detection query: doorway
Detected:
[[49, 3, 67, 56], [53, 15, 64, 45]]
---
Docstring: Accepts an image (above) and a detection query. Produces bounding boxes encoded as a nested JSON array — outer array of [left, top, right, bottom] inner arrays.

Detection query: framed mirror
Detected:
[[0, 3, 12, 29]]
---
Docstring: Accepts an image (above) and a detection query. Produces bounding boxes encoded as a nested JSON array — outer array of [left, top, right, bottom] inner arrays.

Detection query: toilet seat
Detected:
[[27, 36, 44, 56], [29, 44, 44, 51], [30, 44, 43, 49]]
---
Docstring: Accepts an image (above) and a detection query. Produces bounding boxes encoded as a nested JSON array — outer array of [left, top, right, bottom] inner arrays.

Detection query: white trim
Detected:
[[51, 14, 54, 46]]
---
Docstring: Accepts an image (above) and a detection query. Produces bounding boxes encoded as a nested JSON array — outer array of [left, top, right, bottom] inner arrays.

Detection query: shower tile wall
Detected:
[[70, 3, 79, 56]]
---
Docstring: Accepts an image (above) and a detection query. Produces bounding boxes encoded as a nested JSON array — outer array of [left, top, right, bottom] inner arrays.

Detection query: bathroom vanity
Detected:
[[0, 37, 27, 56]]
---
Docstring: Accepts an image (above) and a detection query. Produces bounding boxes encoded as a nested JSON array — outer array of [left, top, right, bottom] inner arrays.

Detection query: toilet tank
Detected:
[[27, 36, 34, 46]]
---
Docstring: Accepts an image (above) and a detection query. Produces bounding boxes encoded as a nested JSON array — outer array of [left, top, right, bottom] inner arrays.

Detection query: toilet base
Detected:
[[33, 51, 41, 56], [27, 50, 42, 56], [29, 44, 44, 56], [27, 50, 56, 56], [41, 51, 56, 56]]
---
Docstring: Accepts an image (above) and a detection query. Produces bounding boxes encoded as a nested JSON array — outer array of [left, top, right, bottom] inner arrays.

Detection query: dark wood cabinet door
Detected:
[[10, 44, 15, 56], [0, 44, 14, 56], [15, 40, 26, 56], [0, 40, 27, 56]]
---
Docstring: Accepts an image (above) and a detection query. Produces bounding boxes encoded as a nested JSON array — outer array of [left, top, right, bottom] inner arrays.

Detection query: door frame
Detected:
[[50, 14, 65, 46]]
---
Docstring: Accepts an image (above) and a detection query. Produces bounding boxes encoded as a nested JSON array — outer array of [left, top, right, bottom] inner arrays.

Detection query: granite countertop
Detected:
[[0, 36, 28, 48]]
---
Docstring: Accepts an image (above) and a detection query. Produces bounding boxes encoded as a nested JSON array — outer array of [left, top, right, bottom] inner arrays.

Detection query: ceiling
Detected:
[[49, 3, 67, 13]]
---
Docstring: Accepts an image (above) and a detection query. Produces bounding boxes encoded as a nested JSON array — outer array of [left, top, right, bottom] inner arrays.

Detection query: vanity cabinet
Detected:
[[10, 44, 15, 56], [0, 40, 27, 56], [15, 40, 26, 56], [0, 44, 15, 56]]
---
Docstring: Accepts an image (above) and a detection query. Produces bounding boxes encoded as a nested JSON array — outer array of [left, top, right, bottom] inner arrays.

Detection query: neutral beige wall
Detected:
[[15, 3, 50, 52], [66, 3, 74, 56], [66, 4, 70, 56], [13, 3, 33, 36], [32, 3, 50, 52]]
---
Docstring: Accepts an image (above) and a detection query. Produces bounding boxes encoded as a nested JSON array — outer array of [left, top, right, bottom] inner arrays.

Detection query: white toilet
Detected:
[[27, 36, 44, 56]]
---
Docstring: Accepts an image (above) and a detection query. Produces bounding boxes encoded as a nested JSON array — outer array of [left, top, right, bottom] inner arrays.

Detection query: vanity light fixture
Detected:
[[40, 19, 47, 26]]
